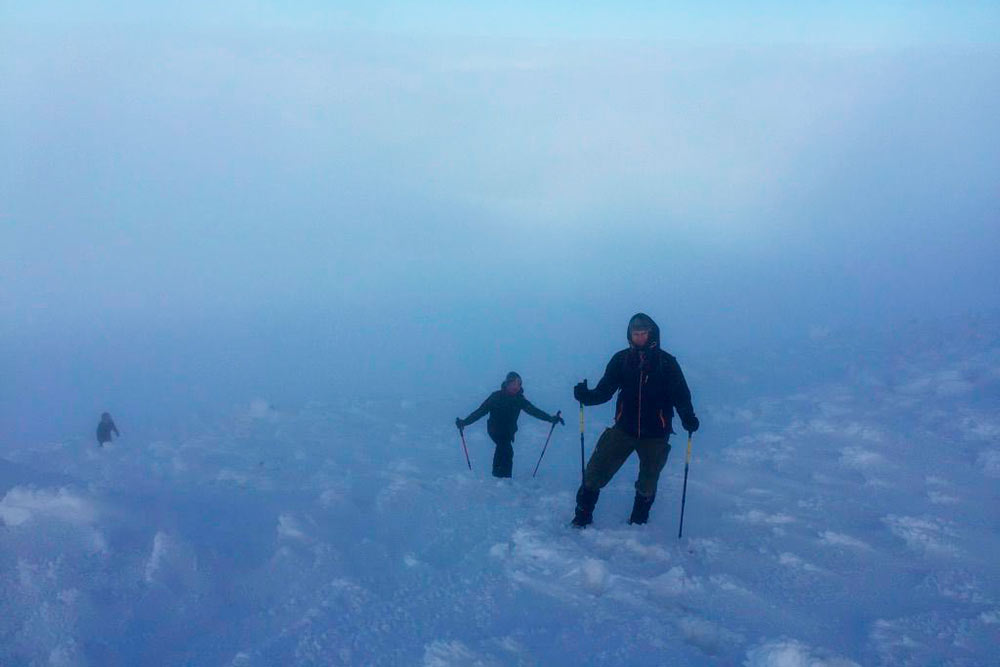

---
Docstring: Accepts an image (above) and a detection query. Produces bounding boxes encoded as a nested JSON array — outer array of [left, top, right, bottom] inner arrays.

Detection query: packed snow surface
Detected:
[[2, 323, 998, 665]]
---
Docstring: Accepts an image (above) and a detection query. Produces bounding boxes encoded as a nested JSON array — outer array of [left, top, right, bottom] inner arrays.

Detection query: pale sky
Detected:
[[2, 2, 998, 438]]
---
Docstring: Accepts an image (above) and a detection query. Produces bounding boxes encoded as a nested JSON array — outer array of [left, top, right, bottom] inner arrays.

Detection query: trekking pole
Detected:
[[677, 431, 694, 538], [579, 403, 585, 483], [532, 411, 561, 478], [458, 426, 472, 470]]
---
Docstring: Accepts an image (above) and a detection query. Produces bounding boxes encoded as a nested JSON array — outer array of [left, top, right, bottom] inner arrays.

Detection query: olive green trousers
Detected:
[[583, 427, 671, 498]]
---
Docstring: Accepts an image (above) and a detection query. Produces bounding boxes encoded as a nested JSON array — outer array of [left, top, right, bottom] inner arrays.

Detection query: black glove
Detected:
[[573, 380, 589, 402], [455, 417, 465, 430], [551, 413, 565, 426], [682, 415, 700, 434]]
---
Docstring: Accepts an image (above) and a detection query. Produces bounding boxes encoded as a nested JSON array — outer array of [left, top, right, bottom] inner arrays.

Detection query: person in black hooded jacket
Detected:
[[571, 313, 699, 527], [457, 372, 564, 478]]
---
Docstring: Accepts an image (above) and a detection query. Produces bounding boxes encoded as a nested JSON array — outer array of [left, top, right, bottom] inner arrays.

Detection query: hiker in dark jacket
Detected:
[[457, 372, 564, 478], [571, 313, 699, 527], [96, 412, 120, 446]]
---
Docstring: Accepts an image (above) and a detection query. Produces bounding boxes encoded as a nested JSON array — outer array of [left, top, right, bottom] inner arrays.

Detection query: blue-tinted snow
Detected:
[[2, 319, 998, 666]]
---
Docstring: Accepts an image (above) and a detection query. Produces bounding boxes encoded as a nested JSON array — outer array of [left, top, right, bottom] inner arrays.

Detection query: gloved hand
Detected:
[[683, 415, 700, 434], [551, 412, 565, 426], [573, 379, 589, 402], [455, 417, 465, 430]]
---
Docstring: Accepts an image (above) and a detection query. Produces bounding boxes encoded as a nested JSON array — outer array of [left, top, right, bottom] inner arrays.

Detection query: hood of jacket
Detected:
[[626, 312, 661, 350]]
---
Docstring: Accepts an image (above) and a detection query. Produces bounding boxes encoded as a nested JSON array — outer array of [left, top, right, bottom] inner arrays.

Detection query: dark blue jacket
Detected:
[[575, 314, 697, 439], [462, 382, 555, 442]]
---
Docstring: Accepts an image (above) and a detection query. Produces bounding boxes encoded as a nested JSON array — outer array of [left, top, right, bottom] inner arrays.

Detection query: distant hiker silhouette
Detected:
[[96, 412, 120, 446], [457, 372, 563, 478]]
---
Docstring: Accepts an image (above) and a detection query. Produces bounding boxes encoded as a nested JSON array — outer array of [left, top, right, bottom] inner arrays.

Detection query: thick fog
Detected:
[[3, 7, 1000, 666], [2, 7, 998, 443]]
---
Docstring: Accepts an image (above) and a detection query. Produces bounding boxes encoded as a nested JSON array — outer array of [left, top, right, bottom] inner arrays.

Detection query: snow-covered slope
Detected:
[[2, 321, 998, 665]]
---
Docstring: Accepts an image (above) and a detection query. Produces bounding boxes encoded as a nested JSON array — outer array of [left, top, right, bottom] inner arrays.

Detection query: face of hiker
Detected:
[[504, 378, 522, 394], [630, 328, 650, 349]]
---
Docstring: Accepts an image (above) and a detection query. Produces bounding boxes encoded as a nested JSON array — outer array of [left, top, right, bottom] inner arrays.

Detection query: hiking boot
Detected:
[[571, 485, 600, 528], [628, 492, 655, 525]]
